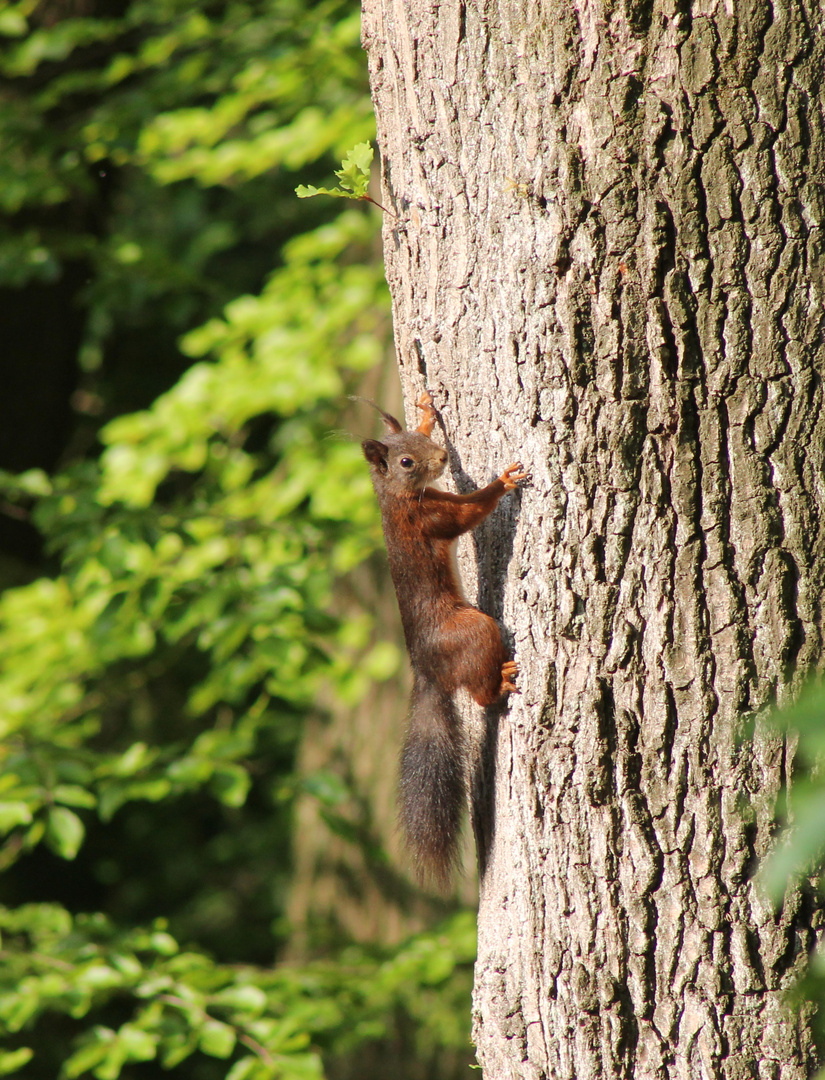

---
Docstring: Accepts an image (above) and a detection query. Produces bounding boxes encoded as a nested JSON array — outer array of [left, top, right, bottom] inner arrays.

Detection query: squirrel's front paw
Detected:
[[499, 463, 530, 489], [415, 390, 438, 437]]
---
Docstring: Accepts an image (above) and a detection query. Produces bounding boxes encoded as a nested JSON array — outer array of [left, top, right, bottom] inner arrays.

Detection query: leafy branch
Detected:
[[296, 143, 394, 216]]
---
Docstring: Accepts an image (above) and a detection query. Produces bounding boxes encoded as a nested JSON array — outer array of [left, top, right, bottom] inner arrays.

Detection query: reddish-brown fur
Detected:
[[362, 392, 525, 887]]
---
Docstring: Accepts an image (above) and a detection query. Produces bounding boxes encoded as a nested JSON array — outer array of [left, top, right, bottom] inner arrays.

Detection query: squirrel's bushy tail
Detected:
[[399, 677, 465, 890]]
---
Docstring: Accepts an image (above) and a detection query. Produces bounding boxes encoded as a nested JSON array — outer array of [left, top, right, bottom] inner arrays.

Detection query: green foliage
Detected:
[[759, 682, 825, 901], [0, 0, 375, 368], [0, 904, 476, 1079], [0, 0, 474, 1076], [757, 683, 825, 1065], [0, 209, 389, 869], [296, 143, 373, 202]]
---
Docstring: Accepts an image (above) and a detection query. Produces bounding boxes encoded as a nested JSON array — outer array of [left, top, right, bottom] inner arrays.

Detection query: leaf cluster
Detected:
[[0, 0, 375, 369], [758, 684, 825, 900], [0, 904, 476, 1080], [0, 207, 390, 875], [296, 143, 373, 202], [755, 683, 825, 1063], [0, 0, 474, 1077]]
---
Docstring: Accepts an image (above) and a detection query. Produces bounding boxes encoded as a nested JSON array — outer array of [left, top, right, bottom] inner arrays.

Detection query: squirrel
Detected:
[[361, 390, 526, 888]]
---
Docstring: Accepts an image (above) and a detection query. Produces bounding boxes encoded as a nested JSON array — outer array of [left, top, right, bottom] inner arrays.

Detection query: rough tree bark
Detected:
[[361, 0, 825, 1077]]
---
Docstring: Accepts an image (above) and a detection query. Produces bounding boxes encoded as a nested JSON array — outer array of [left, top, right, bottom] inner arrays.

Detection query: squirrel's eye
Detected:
[[399, 457, 415, 469]]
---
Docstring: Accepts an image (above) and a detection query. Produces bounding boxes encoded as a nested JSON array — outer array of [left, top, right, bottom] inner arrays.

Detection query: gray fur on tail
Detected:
[[398, 677, 466, 889]]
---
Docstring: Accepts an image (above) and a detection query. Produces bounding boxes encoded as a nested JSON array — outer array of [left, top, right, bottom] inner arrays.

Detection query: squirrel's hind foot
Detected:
[[501, 659, 520, 695]]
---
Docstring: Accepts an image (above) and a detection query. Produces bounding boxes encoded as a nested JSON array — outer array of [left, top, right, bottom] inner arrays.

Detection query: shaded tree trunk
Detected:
[[361, 0, 825, 1077]]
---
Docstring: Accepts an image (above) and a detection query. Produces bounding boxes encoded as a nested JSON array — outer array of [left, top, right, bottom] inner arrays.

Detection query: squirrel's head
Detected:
[[362, 431, 448, 492]]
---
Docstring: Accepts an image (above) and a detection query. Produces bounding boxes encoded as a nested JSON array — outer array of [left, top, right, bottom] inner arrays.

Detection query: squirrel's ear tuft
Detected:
[[353, 397, 403, 434], [362, 439, 389, 472], [377, 409, 403, 435]]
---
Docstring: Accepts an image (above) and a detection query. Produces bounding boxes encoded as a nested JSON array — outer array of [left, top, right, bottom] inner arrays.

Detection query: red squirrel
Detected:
[[362, 390, 526, 887]]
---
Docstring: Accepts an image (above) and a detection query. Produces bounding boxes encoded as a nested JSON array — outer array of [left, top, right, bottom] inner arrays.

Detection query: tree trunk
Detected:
[[361, 0, 825, 1077]]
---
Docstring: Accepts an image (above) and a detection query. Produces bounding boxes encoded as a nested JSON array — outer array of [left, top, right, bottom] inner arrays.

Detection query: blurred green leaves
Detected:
[[0, 0, 377, 375], [0, 207, 388, 866], [0, 905, 475, 1080], [759, 682, 825, 900], [0, 0, 477, 1076], [754, 683, 825, 1065], [97, 210, 385, 510]]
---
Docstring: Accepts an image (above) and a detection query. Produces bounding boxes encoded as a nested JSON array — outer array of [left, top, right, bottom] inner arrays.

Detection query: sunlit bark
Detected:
[[362, 0, 825, 1075]]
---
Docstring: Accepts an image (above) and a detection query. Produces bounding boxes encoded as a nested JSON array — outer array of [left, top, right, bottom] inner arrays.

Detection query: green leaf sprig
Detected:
[[296, 143, 394, 215]]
